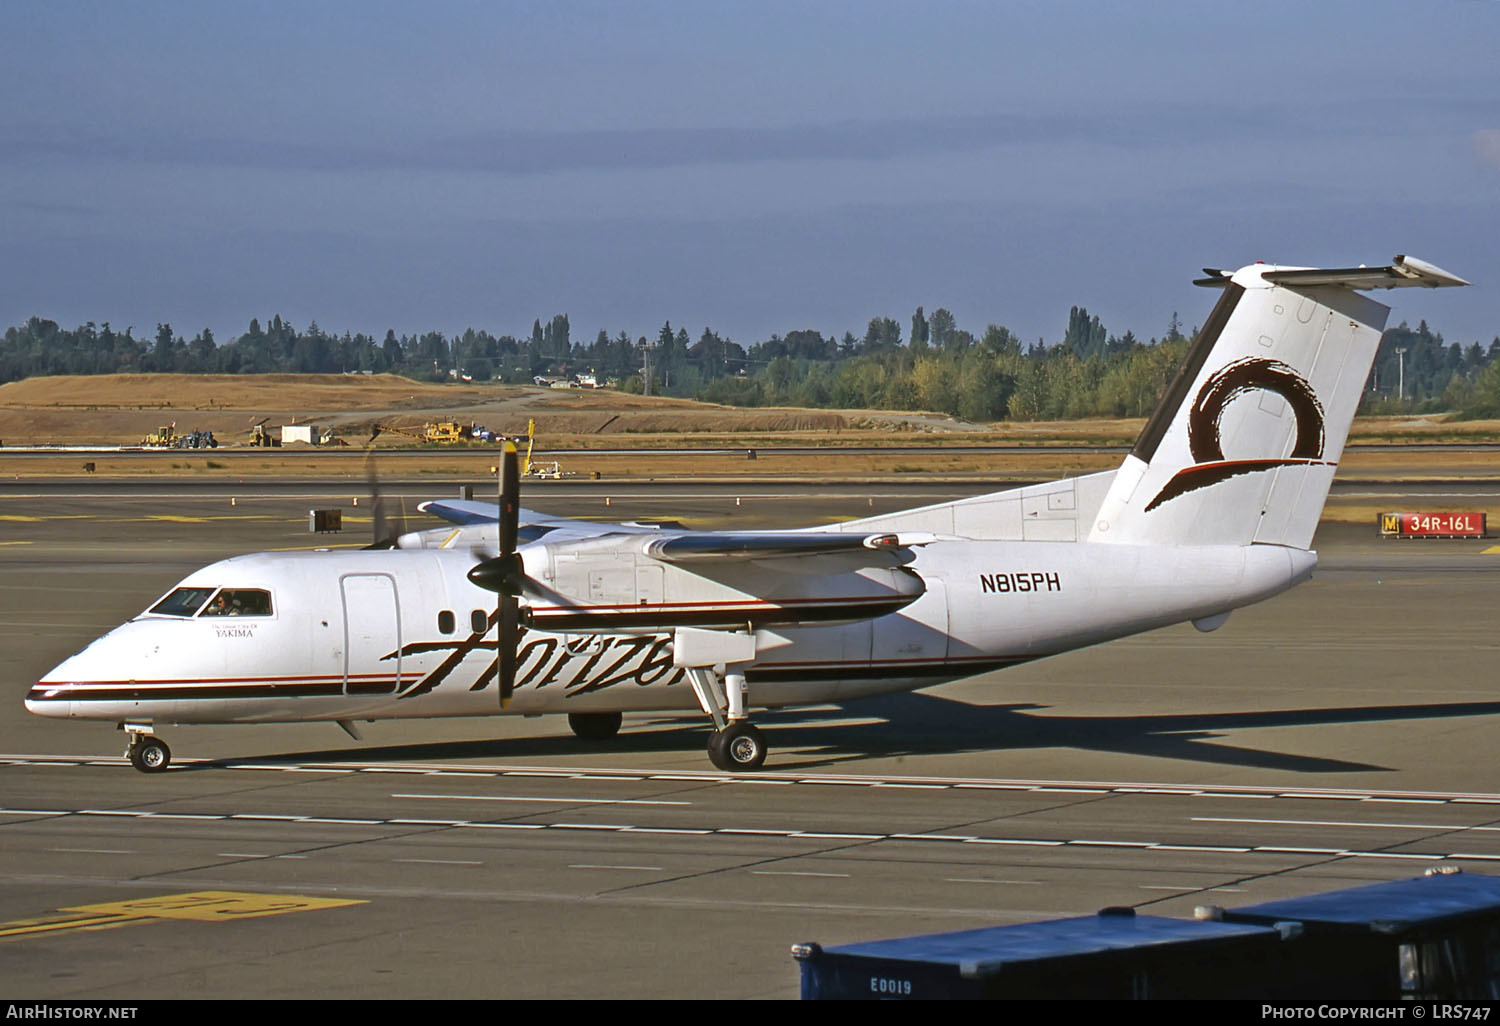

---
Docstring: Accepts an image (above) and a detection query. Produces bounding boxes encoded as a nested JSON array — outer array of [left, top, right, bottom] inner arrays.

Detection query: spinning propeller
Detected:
[[466, 442, 532, 707], [363, 450, 408, 550]]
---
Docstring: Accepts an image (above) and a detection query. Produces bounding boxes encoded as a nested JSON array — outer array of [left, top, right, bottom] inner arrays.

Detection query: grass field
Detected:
[[4, 373, 1498, 448], [2, 375, 1498, 527]]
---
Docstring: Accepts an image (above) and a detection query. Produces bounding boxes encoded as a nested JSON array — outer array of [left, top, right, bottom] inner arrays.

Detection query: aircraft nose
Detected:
[[27, 636, 124, 718], [26, 673, 74, 717]]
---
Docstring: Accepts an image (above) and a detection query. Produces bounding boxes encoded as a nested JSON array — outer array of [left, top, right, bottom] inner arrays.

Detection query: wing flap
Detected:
[[643, 531, 902, 564]]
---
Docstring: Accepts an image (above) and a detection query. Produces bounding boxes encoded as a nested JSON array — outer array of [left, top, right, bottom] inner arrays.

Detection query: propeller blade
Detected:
[[365, 453, 393, 549], [465, 443, 532, 595], [394, 493, 408, 546], [363, 449, 410, 549], [498, 440, 521, 708], [500, 441, 519, 554], [499, 594, 519, 707]]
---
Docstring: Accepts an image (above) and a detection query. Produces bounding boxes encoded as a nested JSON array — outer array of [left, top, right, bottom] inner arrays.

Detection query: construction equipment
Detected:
[[370, 421, 481, 445], [519, 419, 573, 479], [141, 424, 217, 449], [424, 421, 471, 444], [247, 418, 280, 447], [141, 424, 178, 447], [172, 430, 217, 449]]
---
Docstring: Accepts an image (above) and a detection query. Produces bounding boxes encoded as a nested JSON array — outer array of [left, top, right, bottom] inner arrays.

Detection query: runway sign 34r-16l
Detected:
[[1380, 511, 1487, 538]]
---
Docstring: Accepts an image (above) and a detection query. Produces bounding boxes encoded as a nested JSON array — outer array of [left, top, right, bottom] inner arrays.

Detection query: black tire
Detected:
[[567, 711, 623, 741], [706, 729, 729, 770], [128, 737, 171, 773], [713, 722, 766, 772]]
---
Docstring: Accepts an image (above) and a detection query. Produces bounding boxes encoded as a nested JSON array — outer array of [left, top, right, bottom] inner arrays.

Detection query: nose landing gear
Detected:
[[122, 723, 172, 773]]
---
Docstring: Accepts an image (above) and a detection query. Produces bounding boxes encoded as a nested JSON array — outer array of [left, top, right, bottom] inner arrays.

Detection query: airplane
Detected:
[[27, 255, 1469, 774]]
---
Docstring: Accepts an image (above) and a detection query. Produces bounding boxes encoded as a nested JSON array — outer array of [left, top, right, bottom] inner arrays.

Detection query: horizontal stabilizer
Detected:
[[1196, 254, 1469, 291]]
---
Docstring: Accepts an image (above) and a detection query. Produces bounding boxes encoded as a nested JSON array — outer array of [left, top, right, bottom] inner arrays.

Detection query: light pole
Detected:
[[640, 340, 655, 397], [1396, 346, 1408, 403]]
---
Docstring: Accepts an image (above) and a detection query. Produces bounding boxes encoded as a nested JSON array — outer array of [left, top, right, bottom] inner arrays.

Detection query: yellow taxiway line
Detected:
[[0, 891, 364, 942]]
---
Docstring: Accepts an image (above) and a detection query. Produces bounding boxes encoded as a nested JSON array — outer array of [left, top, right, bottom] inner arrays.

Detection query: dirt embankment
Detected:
[[0, 373, 976, 447], [2, 373, 1498, 453]]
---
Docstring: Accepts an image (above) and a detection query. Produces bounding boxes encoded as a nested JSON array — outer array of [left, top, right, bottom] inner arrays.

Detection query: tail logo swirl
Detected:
[[1144, 357, 1329, 512]]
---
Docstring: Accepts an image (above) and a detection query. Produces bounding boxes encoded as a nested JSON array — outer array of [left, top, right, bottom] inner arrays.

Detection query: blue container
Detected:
[[793, 908, 1293, 1000], [1222, 870, 1500, 999]]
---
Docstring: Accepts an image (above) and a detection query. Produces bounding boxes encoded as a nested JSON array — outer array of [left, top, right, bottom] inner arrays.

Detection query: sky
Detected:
[[2, 1, 1497, 352]]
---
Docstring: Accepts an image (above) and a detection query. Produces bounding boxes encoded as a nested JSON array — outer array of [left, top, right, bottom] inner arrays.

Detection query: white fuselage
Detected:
[[28, 540, 1315, 728]]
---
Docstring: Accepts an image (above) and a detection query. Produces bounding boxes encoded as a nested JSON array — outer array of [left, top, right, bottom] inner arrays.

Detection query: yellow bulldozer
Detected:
[[370, 421, 477, 445], [140, 424, 177, 447], [423, 421, 471, 443], [247, 418, 280, 447]]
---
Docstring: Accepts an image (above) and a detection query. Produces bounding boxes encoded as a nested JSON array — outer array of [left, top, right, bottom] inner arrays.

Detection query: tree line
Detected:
[[4, 305, 1498, 421]]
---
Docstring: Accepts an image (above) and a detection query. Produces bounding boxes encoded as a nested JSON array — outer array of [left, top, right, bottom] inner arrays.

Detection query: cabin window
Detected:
[[200, 589, 273, 617], [438, 610, 455, 635], [470, 609, 488, 633], [149, 587, 216, 617]]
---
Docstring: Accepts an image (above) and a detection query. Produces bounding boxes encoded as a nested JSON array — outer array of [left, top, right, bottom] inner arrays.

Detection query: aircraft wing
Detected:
[[419, 499, 923, 568], [526, 530, 925, 631], [418, 498, 666, 540], [420, 499, 562, 527]]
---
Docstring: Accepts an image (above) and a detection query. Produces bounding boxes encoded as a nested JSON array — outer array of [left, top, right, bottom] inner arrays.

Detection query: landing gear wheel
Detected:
[[707, 729, 728, 766], [568, 711, 623, 741], [707, 722, 766, 772], [128, 736, 171, 773]]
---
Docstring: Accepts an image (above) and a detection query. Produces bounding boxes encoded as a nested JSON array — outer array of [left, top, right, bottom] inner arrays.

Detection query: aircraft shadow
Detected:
[[747, 693, 1496, 774], [200, 693, 1500, 777]]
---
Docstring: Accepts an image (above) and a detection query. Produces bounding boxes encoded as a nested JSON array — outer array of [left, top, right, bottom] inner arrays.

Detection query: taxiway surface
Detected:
[[2, 482, 1497, 999]]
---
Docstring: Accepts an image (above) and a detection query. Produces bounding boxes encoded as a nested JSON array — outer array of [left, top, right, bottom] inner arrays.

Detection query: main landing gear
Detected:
[[685, 667, 768, 772], [673, 629, 768, 771], [567, 711, 623, 741], [707, 719, 767, 772], [122, 723, 171, 773]]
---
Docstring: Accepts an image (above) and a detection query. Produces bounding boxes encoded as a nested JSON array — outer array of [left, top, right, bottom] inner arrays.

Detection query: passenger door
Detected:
[[341, 573, 401, 695]]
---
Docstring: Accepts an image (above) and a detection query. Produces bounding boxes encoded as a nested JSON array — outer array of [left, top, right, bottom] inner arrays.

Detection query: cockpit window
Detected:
[[200, 589, 273, 617], [149, 587, 216, 617]]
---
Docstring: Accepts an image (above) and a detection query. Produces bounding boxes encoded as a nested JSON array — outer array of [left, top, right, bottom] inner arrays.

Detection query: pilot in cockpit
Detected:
[[203, 592, 243, 617]]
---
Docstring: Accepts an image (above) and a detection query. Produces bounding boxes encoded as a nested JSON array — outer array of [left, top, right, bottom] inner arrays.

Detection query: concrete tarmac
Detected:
[[2, 483, 1498, 999]]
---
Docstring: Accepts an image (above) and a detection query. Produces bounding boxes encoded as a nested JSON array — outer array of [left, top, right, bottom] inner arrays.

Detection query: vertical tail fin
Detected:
[[1089, 256, 1468, 549]]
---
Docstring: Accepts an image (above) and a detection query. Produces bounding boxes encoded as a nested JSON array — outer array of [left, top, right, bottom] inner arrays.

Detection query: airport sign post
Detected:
[[1379, 512, 1487, 539]]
